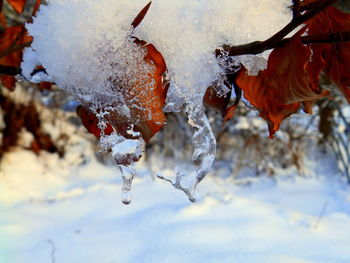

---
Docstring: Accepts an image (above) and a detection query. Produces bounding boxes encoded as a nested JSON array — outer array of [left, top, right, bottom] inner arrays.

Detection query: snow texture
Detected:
[[23, 0, 293, 200], [1, 126, 350, 263], [26, 0, 292, 105]]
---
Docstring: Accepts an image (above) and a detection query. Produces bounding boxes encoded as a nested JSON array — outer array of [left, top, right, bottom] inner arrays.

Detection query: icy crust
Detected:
[[23, 0, 293, 202], [27, 0, 292, 104]]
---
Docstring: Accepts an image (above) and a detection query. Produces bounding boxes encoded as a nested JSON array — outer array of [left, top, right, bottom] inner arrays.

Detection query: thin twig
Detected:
[[220, 0, 337, 56], [292, 0, 301, 18]]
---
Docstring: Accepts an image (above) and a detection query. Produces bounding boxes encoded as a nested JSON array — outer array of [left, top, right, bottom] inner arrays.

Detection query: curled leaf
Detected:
[[7, 0, 26, 14], [131, 1, 152, 29], [0, 24, 32, 90], [236, 30, 329, 137], [306, 6, 350, 102]]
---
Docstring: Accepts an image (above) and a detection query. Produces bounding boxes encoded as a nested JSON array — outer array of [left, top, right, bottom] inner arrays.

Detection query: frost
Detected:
[[26, 0, 292, 105], [23, 0, 293, 201]]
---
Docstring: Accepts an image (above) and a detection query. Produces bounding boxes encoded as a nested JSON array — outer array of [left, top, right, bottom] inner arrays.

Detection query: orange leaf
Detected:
[[0, 24, 31, 90], [0, 13, 6, 27], [107, 40, 168, 142], [131, 1, 152, 29], [38, 81, 52, 91], [306, 6, 350, 102], [236, 30, 329, 137], [78, 40, 167, 143], [76, 106, 114, 138], [203, 85, 231, 116], [7, 0, 26, 14], [33, 0, 41, 15]]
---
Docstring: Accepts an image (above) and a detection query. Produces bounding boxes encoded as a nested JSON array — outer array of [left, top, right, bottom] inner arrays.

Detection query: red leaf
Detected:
[[77, 39, 167, 144], [203, 85, 231, 116], [0, 24, 32, 90], [38, 81, 52, 91], [236, 30, 329, 137], [32, 0, 41, 15], [305, 6, 350, 102], [7, 0, 26, 14], [131, 1, 152, 29], [76, 106, 114, 138], [107, 40, 168, 142]]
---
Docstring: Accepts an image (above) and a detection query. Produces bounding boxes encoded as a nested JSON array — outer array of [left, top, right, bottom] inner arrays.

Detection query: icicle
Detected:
[[158, 104, 216, 202], [119, 165, 136, 205], [100, 131, 144, 205]]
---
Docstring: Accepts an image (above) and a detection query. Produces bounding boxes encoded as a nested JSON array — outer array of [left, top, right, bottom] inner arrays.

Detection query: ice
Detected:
[[119, 165, 135, 205], [26, 0, 292, 105], [158, 104, 216, 201], [23, 0, 293, 200], [100, 132, 144, 204]]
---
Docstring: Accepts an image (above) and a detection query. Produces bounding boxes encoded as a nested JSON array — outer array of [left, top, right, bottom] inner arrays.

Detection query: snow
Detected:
[[21, 0, 295, 199], [1, 122, 350, 263], [26, 0, 292, 104]]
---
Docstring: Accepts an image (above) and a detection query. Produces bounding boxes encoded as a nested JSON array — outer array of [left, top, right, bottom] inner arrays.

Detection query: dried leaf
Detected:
[[306, 6, 350, 102], [106, 39, 168, 142], [0, 25, 31, 90], [33, 0, 41, 15], [236, 30, 329, 137], [76, 106, 114, 138], [7, 0, 26, 14], [203, 85, 231, 116], [131, 1, 152, 29]]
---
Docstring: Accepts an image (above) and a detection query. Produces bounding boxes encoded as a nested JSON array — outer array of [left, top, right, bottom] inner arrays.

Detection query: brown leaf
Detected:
[[131, 1, 152, 29], [33, 0, 41, 15], [0, 25, 31, 90], [7, 0, 26, 14], [305, 6, 350, 102], [236, 30, 329, 137], [102, 38, 168, 143], [203, 85, 231, 116], [76, 106, 114, 138], [78, 40, 168, 143]]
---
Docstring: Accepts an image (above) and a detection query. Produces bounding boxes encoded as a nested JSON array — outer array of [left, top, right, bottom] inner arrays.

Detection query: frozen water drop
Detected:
[[122, 192, 132, 205], [119, 165, 135, 205]]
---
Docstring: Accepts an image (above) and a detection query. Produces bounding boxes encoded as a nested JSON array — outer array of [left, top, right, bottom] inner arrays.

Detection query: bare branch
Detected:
[[221, 0, 337, 57], [292, 0, 301, 18], [298, 31, 350, 45]]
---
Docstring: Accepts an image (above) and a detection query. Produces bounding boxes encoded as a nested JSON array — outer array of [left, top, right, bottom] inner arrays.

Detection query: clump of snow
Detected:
[[21, 48, 53, 83], [26, 0, 292, 106], [23, 0, 293, 201]]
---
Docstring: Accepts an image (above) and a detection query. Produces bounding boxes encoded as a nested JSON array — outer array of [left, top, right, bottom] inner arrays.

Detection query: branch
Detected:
[[297, 31, 350, 45], [292, 0, 301, 18], [0, 65, 21, 76], [220, 0, 337, 56]]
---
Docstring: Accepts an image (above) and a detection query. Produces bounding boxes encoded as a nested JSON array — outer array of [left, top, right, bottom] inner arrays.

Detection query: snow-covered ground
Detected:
[[1, 122, 350, 263]]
